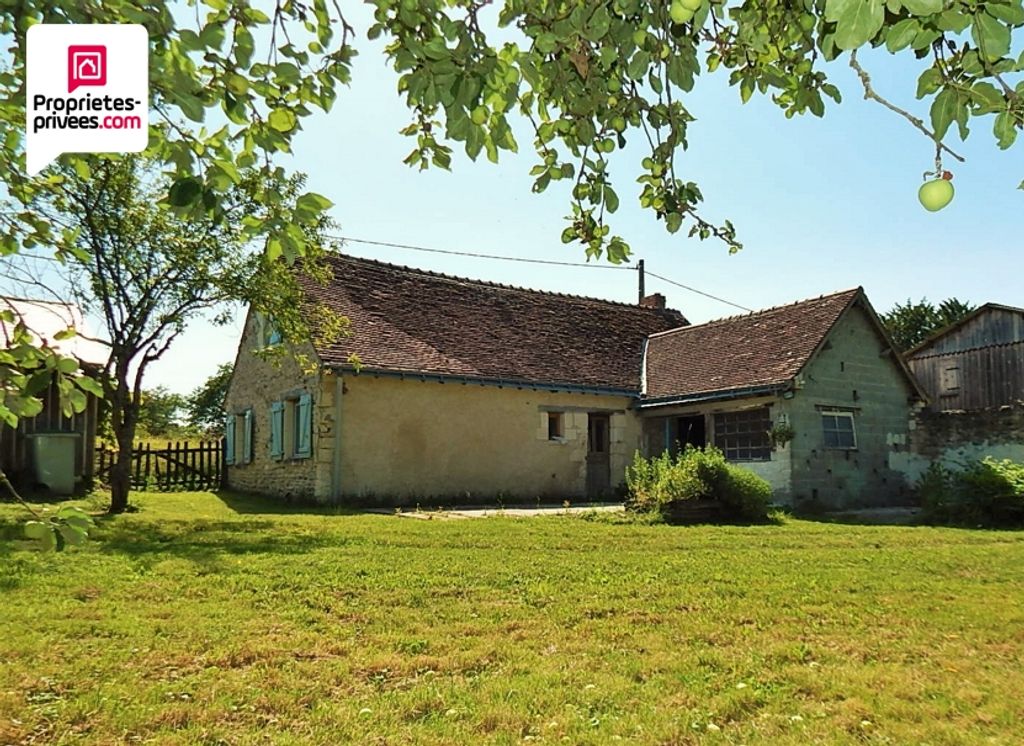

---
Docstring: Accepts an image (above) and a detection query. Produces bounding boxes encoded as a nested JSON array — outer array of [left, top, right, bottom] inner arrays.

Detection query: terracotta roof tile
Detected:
[[643, 288, 861, 400], [301, 254, 688, 391]]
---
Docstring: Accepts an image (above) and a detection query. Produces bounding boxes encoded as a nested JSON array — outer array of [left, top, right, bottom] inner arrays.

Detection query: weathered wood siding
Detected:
[[0, 377, 99, 483], [909, 307, 1024, 411]]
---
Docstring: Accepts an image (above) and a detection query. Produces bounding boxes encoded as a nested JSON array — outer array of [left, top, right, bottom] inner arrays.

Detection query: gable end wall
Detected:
[[788, 303, 916, 509]]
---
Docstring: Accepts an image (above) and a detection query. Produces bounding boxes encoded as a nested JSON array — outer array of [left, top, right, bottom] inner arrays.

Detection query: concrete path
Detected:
[[366, 503, 625, 520]]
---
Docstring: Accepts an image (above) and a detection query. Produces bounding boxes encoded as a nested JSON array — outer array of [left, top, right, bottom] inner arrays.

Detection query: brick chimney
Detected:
[[640, 293, 666, 310]]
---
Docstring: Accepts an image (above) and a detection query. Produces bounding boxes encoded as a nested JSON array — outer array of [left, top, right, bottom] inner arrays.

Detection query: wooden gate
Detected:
[[95, 440, 224, 491]]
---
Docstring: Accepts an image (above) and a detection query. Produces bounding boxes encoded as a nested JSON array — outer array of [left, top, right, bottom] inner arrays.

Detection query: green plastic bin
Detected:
[[27, 432, 80, 495]]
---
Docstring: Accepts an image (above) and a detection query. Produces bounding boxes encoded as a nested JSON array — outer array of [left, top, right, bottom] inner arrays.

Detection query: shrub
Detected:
[[918, 457, 1024, 527], [625, 446, 772, 523]]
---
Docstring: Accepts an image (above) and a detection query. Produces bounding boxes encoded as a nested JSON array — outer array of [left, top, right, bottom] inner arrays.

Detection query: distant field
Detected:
[[1, 492, 1022, 744]]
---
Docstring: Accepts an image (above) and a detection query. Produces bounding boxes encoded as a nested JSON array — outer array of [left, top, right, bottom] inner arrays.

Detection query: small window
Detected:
[[822, 411, 857, 449], [940, 365, 960, 395], [273, 394, 313, 459], [548, 412, 564, 441], [713, 407, 771, 462], [226, 409, 253, 465]]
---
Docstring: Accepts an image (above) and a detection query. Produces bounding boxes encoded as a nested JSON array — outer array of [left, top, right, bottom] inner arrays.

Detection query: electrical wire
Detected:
[[645, 270, 752, 312], [334, 234, 753, 312], [331, 235, 632, 270]]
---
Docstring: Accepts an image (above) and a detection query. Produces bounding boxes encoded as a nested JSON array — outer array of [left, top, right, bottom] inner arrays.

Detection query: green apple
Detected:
[[918, 179, 954, 212], [670, 0, 695, 23], [470, 106, 487, 125], [611, 115, 626, 133], [680, 0, 703, 10]]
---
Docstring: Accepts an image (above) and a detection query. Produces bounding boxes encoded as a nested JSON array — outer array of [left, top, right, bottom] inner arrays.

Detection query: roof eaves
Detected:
[[331, 364, 641, 398], [637, 382, 788, 409]]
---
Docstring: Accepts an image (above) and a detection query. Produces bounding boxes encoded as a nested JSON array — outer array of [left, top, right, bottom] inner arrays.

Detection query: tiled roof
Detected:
[[643, 288, 862, 400], [300, 254, 688, 391]]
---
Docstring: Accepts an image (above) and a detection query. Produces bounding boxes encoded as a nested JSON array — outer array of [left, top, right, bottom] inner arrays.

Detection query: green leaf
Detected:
[[917, 66, 937, 98], [296, 192, 333, 213], [993, 111, 1018, 149], [970, 81, 1004, 113], [168, 177, 203, 207], [24, 521, 50, 540], [268, 108, 298, 132], [973, 12, 1012, 62], [986, 3, 1024, 25], [901, 0, 942, 15], [930, 87, 958, 141], [886, 19, 920, 52], [55, 357, 78, 374], [825, 0, 885, 50], [58, 524, 88, 547]]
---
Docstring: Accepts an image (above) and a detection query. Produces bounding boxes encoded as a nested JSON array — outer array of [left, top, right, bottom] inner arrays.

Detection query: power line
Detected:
[[334, 234, 752, 312], [331, 235, 631, 270], [645, 270, 753, 313]]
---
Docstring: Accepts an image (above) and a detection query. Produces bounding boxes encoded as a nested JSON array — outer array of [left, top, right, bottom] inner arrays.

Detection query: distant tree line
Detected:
[[98, 363, 232, 443], [881, 298, 976, 352]]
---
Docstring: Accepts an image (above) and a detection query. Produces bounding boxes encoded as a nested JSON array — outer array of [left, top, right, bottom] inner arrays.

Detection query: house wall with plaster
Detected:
[[335, 373, 639, 503]]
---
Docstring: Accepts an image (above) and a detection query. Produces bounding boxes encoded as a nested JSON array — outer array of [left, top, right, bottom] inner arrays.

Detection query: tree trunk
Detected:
[[107, 380, 138, 514]]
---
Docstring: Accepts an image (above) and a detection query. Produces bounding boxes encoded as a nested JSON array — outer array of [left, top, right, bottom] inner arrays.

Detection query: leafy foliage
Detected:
[[23, 505, 95, 552], [918, 457, 1024, 526], [137, 386, 187, 437], [625, 445, 772, 522], [881, 297, 976, 351], [186, 363, 233, 435], [1, 156, 344, 513]]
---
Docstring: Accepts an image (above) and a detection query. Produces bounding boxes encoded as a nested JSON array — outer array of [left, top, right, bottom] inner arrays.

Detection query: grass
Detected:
[[1, 492, 1023, 744]]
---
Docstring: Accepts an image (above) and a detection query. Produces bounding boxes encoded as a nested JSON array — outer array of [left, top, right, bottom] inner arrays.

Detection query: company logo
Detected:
[[68, 45, 107, 92], [26, 25, 148, 176]]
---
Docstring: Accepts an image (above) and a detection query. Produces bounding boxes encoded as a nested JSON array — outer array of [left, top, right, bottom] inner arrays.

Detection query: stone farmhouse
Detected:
[[224, 255, 925, 509]]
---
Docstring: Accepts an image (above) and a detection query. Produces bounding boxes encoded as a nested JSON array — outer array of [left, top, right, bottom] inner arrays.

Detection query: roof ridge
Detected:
[[324, 251, 679, 315], [647, 287, 861, 339]]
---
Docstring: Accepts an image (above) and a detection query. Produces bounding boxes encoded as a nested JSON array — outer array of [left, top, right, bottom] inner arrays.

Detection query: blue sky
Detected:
[[144, 13, 1022, 395]]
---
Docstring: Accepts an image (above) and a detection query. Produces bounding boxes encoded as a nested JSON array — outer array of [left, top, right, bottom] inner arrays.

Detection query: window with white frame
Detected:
[[821, 410, 857, 449]]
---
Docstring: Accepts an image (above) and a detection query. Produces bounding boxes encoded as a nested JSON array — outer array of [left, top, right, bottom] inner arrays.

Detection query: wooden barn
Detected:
[[906, 303, 1024, 412], [1, 298, 107, 492]]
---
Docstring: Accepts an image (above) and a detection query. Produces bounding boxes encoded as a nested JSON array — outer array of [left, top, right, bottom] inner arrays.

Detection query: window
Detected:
[[822, 411, 856, 449], [270, 393, 312, 460], [225, 409, 253, 465], [547, 412, 564, 441], [255, 312, 282, 347], [940, 365, 960, 395], [713, 407, 771, 462]]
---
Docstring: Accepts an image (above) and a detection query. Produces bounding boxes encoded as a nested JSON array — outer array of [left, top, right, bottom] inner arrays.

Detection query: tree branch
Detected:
[[849, 50, 965, 164]]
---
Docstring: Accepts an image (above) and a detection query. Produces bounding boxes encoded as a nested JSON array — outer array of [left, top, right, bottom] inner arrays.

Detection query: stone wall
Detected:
[[891, 404, 1024, 483], [223, 310, 325, 500]]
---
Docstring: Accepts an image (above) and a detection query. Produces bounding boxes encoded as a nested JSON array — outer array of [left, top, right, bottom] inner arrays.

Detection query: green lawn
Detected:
[[2, 492, 1023, 745]]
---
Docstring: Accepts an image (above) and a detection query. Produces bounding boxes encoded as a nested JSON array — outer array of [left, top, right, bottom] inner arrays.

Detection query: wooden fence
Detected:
[[95, 440, 225, 491]]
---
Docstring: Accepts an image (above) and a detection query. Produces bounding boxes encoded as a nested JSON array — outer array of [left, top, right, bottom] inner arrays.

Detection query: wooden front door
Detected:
[[586, 413, 611, 498]]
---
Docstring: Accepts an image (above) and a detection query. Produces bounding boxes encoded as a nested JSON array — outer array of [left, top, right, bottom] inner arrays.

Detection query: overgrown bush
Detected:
[[918, 457, 1024, 527], [625, 446, 772, 523]]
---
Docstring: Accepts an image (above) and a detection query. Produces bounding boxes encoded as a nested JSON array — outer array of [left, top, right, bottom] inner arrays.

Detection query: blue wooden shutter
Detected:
[[270, 401, 284, 460], [296, 393, 312, 458], [224, 414, 235, 465], [243, 409, 253, 464]]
